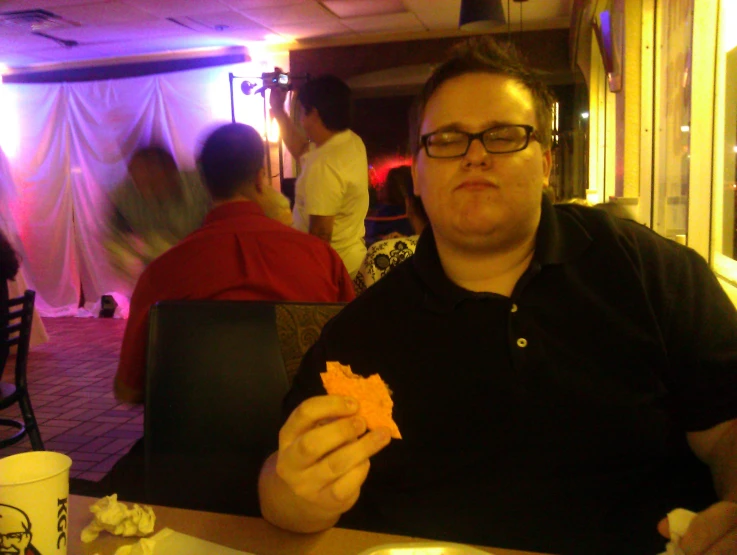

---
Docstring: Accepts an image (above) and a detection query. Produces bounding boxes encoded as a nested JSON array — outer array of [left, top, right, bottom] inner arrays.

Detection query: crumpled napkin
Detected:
[[81, 494, 156, 543], [661, 508, 697, 555]]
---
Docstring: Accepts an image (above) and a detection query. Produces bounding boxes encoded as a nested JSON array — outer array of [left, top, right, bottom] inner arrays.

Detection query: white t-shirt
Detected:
[[292, 129, 369, 276]]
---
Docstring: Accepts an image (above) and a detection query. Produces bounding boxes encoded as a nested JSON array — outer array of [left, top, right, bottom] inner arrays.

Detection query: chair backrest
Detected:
[[1, 290, 35, 386], [143, 299, 344, 515]]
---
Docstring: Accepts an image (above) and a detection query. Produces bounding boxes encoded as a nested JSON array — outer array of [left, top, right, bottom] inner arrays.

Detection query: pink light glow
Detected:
[[368, 155, 412, 189]]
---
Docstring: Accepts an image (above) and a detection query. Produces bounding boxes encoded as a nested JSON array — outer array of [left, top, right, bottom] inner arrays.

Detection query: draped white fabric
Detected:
[[0, 64, 244, 317], [1, 150, 49, 347]]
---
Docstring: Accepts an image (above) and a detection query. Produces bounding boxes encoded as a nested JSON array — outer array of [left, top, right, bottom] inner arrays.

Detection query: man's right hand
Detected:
[[267, 88, 309, 159], [269, 87, 287, 118], [274, 395, 392, 521]]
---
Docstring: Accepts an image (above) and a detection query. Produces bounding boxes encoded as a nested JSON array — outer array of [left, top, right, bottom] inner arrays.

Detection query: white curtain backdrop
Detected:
[[0, 63, 249, 317], [0, 150, 49, 347]]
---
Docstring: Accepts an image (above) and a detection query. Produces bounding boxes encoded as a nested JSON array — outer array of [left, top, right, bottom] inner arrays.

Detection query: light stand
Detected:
[[227, 71, 309, 191], [229, 71, 275, 180]]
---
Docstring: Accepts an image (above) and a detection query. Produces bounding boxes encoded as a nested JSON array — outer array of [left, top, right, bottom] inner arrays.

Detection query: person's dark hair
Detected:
[[382, 166, 414, 207], [298, 75, 352, 131], [407, 193, 427, 220], [0, 230, 19, 281], [402, 186, 428, 231], [128, 146, 177, 174], [409, 36, 556, 154], [391, 165, 428, 230], [198, 123, 265, 200]]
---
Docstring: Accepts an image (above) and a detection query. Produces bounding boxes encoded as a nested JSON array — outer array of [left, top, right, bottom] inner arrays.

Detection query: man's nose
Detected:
[[463, 136, 491, 165]]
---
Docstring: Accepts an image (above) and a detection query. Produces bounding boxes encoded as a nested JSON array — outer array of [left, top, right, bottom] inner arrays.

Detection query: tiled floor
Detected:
[[0, 317, 142, 481]]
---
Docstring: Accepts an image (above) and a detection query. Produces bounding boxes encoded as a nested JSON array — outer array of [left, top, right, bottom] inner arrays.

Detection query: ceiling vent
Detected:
[[168, 12, 260, 32], [0, 9, 78, 32]]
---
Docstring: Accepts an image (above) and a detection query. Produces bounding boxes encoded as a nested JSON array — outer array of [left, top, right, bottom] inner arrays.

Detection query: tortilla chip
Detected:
[[321, 361, 401, 439]]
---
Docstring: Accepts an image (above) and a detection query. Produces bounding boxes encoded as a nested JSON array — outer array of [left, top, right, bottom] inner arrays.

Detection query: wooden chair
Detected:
[[142, 299, 344, 515], [0, 290, 44, 450]]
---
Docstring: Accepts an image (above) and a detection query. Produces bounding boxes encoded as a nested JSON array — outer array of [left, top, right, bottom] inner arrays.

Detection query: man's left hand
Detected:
[[658, 501, 737, 554]]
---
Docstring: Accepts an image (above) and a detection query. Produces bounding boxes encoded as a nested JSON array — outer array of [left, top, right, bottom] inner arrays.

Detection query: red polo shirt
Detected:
[[115, 201, 354, 398]]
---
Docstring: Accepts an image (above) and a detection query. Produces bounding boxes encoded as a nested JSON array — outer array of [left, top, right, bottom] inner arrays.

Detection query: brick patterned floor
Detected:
[[0, 317, 142, 481]]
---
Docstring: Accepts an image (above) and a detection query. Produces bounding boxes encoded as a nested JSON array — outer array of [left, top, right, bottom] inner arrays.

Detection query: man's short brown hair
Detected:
[[409, 36, 556, 154]]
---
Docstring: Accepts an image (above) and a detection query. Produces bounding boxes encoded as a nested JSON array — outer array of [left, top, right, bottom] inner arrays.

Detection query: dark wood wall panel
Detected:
[[353, 95, 414, 161]]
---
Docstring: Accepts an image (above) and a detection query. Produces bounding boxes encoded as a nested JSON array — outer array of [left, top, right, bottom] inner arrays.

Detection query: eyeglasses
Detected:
[[0, 532, 28, 542], [419, 124, 539, 158]]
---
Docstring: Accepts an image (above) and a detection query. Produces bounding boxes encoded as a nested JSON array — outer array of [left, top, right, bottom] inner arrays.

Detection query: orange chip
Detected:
[[321, 361, 401, 439]]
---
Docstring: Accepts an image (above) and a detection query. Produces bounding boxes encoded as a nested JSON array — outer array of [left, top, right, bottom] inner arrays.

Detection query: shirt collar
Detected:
[[412, 194, 593, 313], [203, 200, 264, 225]]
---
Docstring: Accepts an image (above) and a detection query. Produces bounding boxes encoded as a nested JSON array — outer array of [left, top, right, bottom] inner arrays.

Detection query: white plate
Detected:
[[356, 541, 493, 555]]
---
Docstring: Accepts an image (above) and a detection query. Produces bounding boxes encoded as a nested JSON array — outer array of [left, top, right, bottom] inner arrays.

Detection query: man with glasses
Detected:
[[259, 37, 737, 555], [0, 505, 40, 555]]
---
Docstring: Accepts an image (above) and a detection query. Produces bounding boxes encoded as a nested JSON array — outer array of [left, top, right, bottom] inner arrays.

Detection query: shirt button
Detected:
[[516, 338, 528, 348], [510, 304, 518, 313]]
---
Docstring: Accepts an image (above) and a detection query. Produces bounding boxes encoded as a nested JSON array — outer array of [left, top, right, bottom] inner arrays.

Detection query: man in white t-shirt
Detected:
[[271, 75, 369, 277]]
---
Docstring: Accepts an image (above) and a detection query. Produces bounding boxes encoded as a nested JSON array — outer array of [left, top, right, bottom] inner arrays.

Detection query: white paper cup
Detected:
[[0, 451, 73, 555]]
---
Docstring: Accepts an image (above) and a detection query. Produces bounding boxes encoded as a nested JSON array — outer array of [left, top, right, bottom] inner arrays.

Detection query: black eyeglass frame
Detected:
[[419, 124, 539, 158]]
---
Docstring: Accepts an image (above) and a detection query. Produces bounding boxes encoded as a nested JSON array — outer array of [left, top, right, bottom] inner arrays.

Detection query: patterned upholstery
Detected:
[[275, 302, 345, 384]]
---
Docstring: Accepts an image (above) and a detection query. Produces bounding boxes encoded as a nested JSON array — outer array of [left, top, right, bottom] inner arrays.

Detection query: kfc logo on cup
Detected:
[[0, 504, 42, 555], [0, 452, 72, 555]]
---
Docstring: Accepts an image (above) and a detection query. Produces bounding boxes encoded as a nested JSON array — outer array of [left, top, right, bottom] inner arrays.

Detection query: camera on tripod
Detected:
[[261, 69, 291, 91]]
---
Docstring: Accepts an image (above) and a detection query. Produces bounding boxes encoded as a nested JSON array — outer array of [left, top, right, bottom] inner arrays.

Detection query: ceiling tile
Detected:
[[88, 36, 243, 56], [121, 0, 232, 17], [270, 20, 352, 39], [25, 38, 247, 63], [47, 2, 156, 25], [322, 0, 404, 19], [222, 0, 306, 8], [0, 32, 55, 52], [342, 12, 425, 33], [48, 19, 191, 42], [241, 1, 335, 26], [0, 0, 108, 9], [28, 44, 119, 62], [178, 10, 263, 31]]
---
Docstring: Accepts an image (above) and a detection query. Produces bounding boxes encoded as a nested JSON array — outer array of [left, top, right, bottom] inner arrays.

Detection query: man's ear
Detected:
[[254, 166, 267, 194], [411, 160, 420, 197], [541, 148, 552, 188]]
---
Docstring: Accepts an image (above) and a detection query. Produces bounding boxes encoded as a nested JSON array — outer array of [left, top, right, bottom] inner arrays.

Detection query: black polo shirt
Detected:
[[284, 196, 737, 555]]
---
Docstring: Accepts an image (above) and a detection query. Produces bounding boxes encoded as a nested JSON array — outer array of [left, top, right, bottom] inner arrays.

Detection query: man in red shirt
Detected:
[[114, 123, 354, 403]]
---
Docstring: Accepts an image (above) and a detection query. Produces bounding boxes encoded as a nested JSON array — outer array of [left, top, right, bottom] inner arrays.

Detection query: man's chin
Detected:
[[0, 549, 21, 554]]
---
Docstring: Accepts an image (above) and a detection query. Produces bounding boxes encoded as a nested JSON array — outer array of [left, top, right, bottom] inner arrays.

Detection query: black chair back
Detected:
[[0, 290, 43, 450], [144, 300, 342, 515]]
